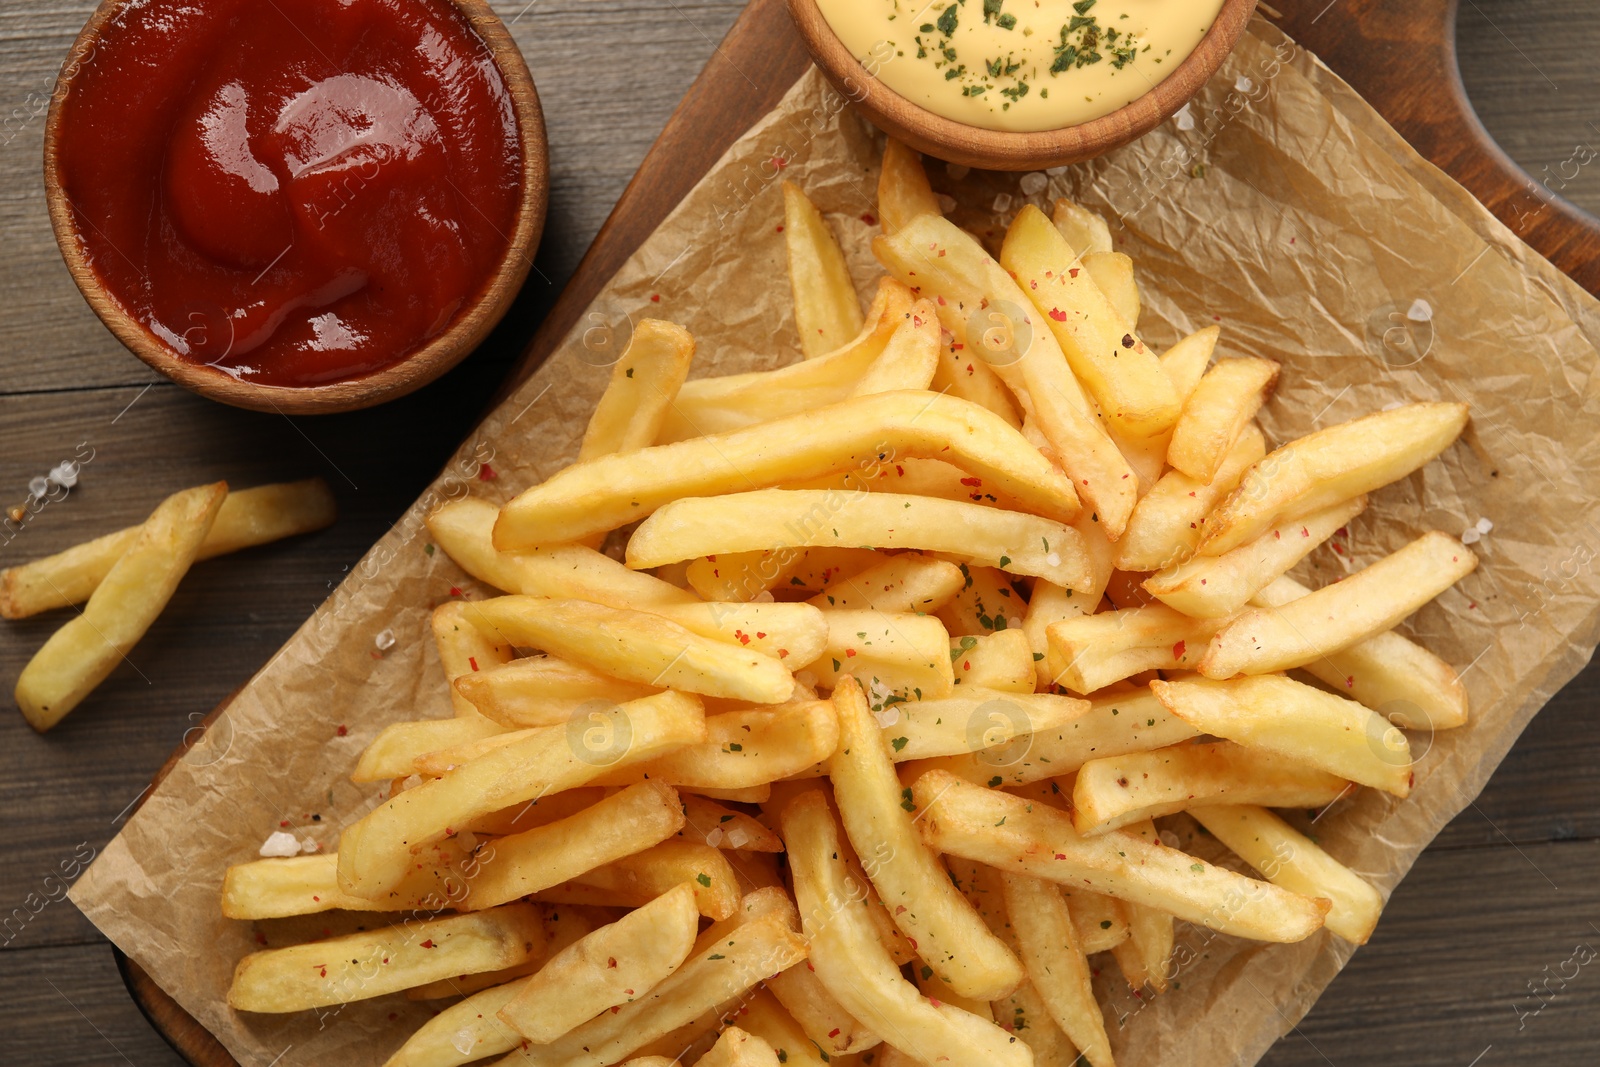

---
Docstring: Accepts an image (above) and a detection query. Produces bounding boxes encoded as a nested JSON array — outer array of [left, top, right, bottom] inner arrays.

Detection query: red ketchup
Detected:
[[55, 0, 523, 386]]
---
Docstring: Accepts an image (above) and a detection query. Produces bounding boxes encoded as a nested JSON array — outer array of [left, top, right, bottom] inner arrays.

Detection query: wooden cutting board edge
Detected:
[[112, 0, 1600, 1063]]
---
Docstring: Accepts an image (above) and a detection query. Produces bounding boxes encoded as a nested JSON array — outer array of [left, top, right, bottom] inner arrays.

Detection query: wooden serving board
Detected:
[[115, 0, 1600, 1062]]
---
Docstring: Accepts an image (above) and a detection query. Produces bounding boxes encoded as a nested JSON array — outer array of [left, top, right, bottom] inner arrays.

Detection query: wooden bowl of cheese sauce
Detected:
[[789, 0, 1259, 170]]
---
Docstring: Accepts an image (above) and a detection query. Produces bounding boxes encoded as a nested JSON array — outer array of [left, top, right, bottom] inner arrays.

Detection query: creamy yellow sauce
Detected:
[[817, 0, 1226, 132]]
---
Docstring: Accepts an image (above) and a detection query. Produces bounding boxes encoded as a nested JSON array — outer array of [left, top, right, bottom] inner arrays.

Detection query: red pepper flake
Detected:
[[937, 249, 947, 257], [860, 212, 877, 225], [1069, 267, 1080, 278], [929, 998, 942, 1008], [608, 957, 618, 968], [963, 660, 972, 671], [312, 895, 320, 902], [775, 224, 784, 232], [336, 724, 348, 737], [778, 648, 789, 659], [420, 940, 435, 949], [449, 586, 462, 598], [468, 657, 479, 672], [1055, 853, 1066, 860], [280, 820, 290, 827], [937, 295, 946, 306], [611, 1006, 622, 1014], [650, 294, 661, 303], [959, 476, 982, 487], [756, 632, 767, 639], [896, 464, 905, 476], [735, 629, 751, 646], [895, 905, 907, 915], [319, 966, 327, 978], [477, 463, 497, 481], [907, 938, 918, 950], [1273, 530, 1281, 540], [829, 1028, 842, 1038], [845, 648, 857, 657], [1301, 526, 1310, 538], [1173, 640, 1187, 659], [1048, 308, 1068, 322]]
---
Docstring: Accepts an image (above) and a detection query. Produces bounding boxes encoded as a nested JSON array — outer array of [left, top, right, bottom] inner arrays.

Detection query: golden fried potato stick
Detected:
[[781, 791, 1034, 1067], [902, 686, 1196, 789], [382, 976, 529, 1066], [1199, 531, 1477, 679], [468, 596, 795, 705], [1143, 495, 1366, 618], [877, 138, 941, 235], [579, 319, 695, 462], [785, 181, 864, 358], [1114, 424, 1265, 573], [806, 610, 954, 701], [1110, 821, 1176, 994], [0, 478, 334, 619], [851, 298, 940, 395], [1000, 873, 1114, 1067], [1166, 356, 1280, 482], [1052, 199, 1113, 255], [735, 988, 844, 1067], [1083, 250, 1139, 329], [591, 700, 841, 791], [1046, 603, 1228, 694], [911, 770, 1328, 942], [950, 630, 1035, 694], [536, 841, 744, 921], [659, 279, 912, 443], [677, 793, 784, 852], [1001, 204, 1179, 438], [935, 564, 1021, 637], [875, 214, 1138, 537], [627, 490, 1093, 591], [432, 601, 514, 718], [828, 676, 1026, 1001], [1070, 741, 1350, 835], [353, 716, 510, 782], [15, 481, 227, 730], [807, 553, 965, 614], [1198, 401, 1470, 556], [498, 882, 699, 1042], [454, 656, 659, 730], [1252, 575, 1467, 732], [1191, 804, 1385, 944], [1151, 675, 1413, 796], [228, 902, 544, 1013], [497, 390, 1081, 548], [336, 691, 704, 899], [698, 1026, 782, 1067]]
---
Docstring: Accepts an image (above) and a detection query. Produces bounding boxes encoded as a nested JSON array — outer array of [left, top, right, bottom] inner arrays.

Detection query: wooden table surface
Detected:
[[3, 1, 1599, 1064]]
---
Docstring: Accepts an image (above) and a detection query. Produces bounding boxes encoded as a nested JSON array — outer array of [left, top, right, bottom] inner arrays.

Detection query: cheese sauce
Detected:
[[817, 0, 1226, 132]]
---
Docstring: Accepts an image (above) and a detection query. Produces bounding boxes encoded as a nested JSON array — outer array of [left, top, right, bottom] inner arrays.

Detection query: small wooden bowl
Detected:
[[42, 0, 548, 415], [788, 0, 1258, 171]]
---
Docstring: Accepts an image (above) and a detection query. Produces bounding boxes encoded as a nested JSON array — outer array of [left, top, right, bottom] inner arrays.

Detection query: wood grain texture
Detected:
[[1, 0, 1598, 1064]]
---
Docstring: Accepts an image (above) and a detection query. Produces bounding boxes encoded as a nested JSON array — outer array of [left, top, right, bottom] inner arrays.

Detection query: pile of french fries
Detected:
[[3, 479, 336, 731], [219, 141, 1476, 1067]]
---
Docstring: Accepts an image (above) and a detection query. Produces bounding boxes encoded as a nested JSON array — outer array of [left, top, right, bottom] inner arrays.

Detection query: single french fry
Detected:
[[678, 794, 784, 852], [805, 610, 953, 701], [498, 883, 700, 1042], [869, 690, 1091, 763], [659, 280, 912, 442], [1200, 531, 1477, 679], [807, 553, 965, 614], [468, 787, 610, 836], [221, 838, 488, 920], [467, 597, 795, 705], [1000, 873, 1114, 1067], [1046, 603, 1227, 694], [951, 630, 1036, 694], [1115, 424, 1266, 573], [1160, 325, 1218, 402], [1052, 199, 1112, 255], [1062, 887, 1132, 955], [911, 770, 1328, 942], [1166, 357, 1280, 482], [736, 988, 844, 1067], [903, 687, 1197, 788], [1253, 575, 1468, 731], [1199, 401, 1470, 556], [627, 490, 1094, 590], [782, 791, 1032, 1066], [875, 215, 1138, 538], [337, 692, 704, 898], [1083, 251, 1139, 329], [698, 1027, 781, 1067], [765, 962, 881, 1056], [493, 913, 806, 1066], [16, 481, 227, 730], [1152, 674, 1412, 796], [1071, 741, 1350, 835], [1002, 204, 1180, 438], [228, 903, 543, 1012], [593, 700, 840, 791], [785, 181, 864, 358], [851, 298, 940, 395], [433, 601, 515, 718], [1191, 804, 1385, 945], [579, 320, 696, 461], [931, 326, 1024, 427], [1144, 496, 1367, 618], [353, 716, 510, 783], [498, 390, 1082, 547], [935, 564, 1023, 637], [0, 479, 335, 619], [382, 977, 529, 1067], [1112, 821, 1175, 994], [1022, 578, 1096, 690], [405, 957, 547, 1001], [542, 841, 744, 922], [878, 138, 941, 236], [455, 656, 659, 730], [687, 549, 806, 602]]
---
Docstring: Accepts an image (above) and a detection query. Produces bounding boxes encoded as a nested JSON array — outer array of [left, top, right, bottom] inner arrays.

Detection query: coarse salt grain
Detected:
[[1019, 172, 1048, 196], [259, 831, 299, 858], [49, 461, 79, 488], [299, 837, 320, 854], [1173, 103, 1195, 131], [1045, 552, 1061, 567], [936, 193, 958, 214], [27, 476, 48, 499], [1461, 528, 1481, 545], [452, 1029, 477, 1056], [1476, 516, 1493, 534], [1407, 298, 1433, 323], [726, 827, 751, 849], [1234, 75, 1254, 93], [375, 628, 396, 651], [705, 827, 725, 848], [1159, 830, 1182, 850], [874, 706, 901, 728], [992, 192, 1013, 213]]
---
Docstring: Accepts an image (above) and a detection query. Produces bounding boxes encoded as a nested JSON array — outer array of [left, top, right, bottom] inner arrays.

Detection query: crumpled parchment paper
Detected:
[[70, 19, 1600, 1067]]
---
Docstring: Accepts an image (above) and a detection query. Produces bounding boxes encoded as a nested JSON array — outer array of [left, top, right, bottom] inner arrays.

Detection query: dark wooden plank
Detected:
[[1, 943, 186, 1066]]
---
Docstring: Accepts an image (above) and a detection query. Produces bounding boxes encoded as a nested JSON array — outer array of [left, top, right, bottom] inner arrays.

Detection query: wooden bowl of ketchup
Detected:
[[44, 0, 547, 414]]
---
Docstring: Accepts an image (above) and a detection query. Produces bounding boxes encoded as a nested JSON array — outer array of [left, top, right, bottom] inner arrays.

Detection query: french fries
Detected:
[[784, 181, 864, 357], [579, 319, 696, 461], [433, 601, 515, 718], [382, 977, 529, 1066], [228, 903, 544, 1012], [912, 770, 1328, 942], [827, 677, 1025, 1001], [1052, 198, 1113, 255], [950, 630, 1036, 694], [594, 700, 840, 790], [498, 882, 699, 1042], [1046, 603, 1226, 694], [1000, 873, 1113, 1067], [1166, 357, 1280, 481], [1200, 531, 1477, 678], [1152, 675, 1413, 796], [1199, 401, 1470, 555], [698, 1027, 781, 1067], [353, 716, 510, 782], [806, 610, 954, 701], [1084, 251, 1140, 329], [497, 390, 1081, 547], [15, 481, 227, 730], [1071, 741, 1350, 834], [1115, 424, 1266, 572], [0, 478, 335, 619], [877, 138, 941, 235], [454, 656, 658, 730], [782, 790, 1033, 1066], [807, 553, 964, 613], [628, 490, 1094, 589]]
